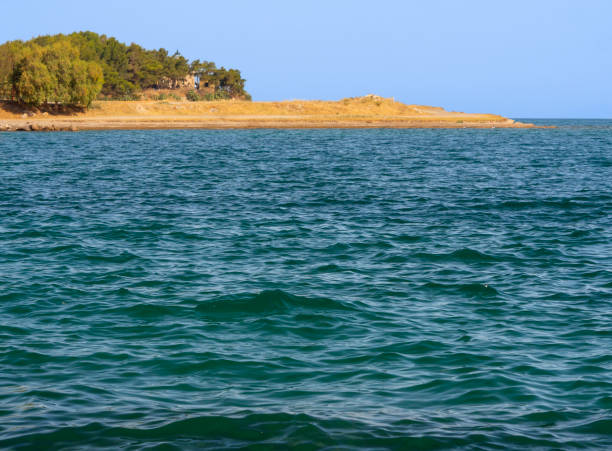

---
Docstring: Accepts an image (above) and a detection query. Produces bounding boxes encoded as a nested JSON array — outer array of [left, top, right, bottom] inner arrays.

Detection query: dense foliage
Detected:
[[0, 40, 103, 106], [190, 60, 250, 100], [0, 31, 249, 106]]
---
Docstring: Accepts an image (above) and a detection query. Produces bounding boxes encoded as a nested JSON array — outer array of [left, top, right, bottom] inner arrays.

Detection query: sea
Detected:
[[1, 120, 611, 450]]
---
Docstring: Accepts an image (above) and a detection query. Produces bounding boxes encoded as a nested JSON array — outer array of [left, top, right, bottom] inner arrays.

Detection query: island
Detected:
[[0, 32, 537, 131]]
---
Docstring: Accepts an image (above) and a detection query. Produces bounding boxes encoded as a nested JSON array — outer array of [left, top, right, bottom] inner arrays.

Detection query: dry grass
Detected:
[[1, 95, 533, 129], [76, 95, 506, 123]]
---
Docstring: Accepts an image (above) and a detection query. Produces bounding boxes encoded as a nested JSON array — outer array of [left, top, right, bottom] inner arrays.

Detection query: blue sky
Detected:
[[2, 0, 610, 117]]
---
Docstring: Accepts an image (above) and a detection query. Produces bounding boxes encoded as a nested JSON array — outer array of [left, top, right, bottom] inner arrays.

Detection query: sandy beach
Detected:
[[0, 96, 539, 131]]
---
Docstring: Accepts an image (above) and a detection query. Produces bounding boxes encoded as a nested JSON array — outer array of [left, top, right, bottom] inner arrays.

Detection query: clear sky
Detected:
[[2, 0, 610, 118]]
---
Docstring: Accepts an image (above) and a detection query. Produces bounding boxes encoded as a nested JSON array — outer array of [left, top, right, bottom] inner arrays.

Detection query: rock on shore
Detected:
[[0, 122, 78, 132]]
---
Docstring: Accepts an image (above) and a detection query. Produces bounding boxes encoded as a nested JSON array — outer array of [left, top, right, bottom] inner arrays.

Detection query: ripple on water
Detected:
[[0, 126, 611, 449]]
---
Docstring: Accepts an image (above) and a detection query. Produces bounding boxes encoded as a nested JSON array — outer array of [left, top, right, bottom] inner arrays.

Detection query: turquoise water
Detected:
[[1, 122, 611, 449]]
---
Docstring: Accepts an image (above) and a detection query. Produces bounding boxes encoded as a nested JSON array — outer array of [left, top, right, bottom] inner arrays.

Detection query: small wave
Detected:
[[415, 247, 501, 263], [312, 263, 344, 273], [571, 418, 612, 435], [168, 230, 204, 240], [320, 240, 393, 254], [0, 411, 581, 450], [128, 279, 171, 288], [515, 409, 582, 425], [568, 229, 592, 238], [196, 289, 355, 315], [0, 413, 460, 450], [81, 251, 141, 264], [14, 243, 83, 255], [496, 198, 598, 210], [421, 281, 499, 297], [105, 302, 178, 319], [0, 324, 29, 336], [393, 234, 422, 243], [0, 291, 27, 302], [447, 248, 500, 262], [350, 240, 394, 250], [0, 349, 77, 366], [9, 229, 56, 239], [321, 242, 350, 253], [322, 351, 406, 365], [372, 339, 450, 355], [383, 255, 409, 263]]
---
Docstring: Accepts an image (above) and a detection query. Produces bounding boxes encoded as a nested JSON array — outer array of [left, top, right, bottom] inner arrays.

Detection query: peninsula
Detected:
[[0, 96, 535, 131], [0, 32, 536, 131]]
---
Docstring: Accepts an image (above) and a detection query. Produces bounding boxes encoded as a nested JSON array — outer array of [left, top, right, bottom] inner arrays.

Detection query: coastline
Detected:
[[0, 97, 545, 131]]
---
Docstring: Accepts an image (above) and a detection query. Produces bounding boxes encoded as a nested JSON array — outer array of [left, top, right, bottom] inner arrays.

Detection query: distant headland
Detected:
[[0, 32, 540, 131]]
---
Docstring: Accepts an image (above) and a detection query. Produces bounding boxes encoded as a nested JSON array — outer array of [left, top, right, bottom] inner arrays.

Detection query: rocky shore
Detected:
[[1, 122, 79, 132], [0, 118, 538, 132]]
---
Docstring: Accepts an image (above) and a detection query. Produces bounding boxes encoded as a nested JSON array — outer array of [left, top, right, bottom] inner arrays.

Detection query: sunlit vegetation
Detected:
[[0, 31, 249, 107]]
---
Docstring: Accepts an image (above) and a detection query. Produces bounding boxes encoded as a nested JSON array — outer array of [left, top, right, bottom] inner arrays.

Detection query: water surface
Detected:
[[1, 122, 611, 449]]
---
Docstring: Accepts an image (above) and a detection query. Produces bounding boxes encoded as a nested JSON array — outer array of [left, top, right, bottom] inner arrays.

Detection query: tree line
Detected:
[[0, 40, 103, 107], [0, 31, 249, 107]]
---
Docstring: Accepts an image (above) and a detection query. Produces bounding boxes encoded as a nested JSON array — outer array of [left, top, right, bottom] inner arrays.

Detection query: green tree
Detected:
[[1, 31, 250, 103], [70, 60, 104, 106], [7, 40, 104, 107], [0, 41, 25, 99], [41, 41, 79, 103], [13, 46, 56, 105]]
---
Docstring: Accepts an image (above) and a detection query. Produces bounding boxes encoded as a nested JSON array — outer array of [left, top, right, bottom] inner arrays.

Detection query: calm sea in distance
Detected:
[[1, 121, 611, 449]]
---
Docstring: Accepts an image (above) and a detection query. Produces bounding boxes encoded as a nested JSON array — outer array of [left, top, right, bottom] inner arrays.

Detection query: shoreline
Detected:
[[0, 97, 549, 131], [0, 117, 541, 131]]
